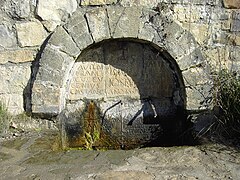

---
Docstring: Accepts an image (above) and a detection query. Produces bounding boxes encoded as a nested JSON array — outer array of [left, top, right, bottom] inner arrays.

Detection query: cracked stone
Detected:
[[49, 26, 80, 57], [85, 7, 110, 42]]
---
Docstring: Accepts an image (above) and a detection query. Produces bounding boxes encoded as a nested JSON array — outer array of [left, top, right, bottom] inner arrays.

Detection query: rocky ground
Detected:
[[0, 130, 240, 180]]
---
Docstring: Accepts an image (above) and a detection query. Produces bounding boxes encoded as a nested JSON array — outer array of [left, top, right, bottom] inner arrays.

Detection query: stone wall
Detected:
[[0, 0, 239, 115]]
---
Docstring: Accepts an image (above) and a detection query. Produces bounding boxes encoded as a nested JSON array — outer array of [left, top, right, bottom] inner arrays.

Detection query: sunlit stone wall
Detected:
[[0, 0, 239, 115]]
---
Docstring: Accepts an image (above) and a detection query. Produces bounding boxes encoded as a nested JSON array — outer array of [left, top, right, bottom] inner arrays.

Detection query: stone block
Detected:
[[0, 24, 17, 49], [107, 6, 142, 38], [0, 63, 31, 94], [0, 94, 25, 115], [138, 9, 159, 42], [15, 20, 47, 47], [213, 31, 229, 44], [49, 26, 80, 57], [85, 8, 110, 42], [4, 0, 30, 19], [164, 31, 197, 60], [186, 85, 211, 110], [230, 46, 240, 61], [221, 20, 231, 30], [182, 67, 209, 87], [81, 0, 117, 5], [120, 0, 158, 7], [223, 0, 240, 9], [64, 10, 93, 50], [32, 81, 61, 107], [0, 49, 36, 64], [37, 45, 75, 86], [37, 67, 63, 85], [229, 33, 240, 45], [182, 23, 209, 45], [177, 48, 204, 71], [231, 19, 240, 32], [204, 46, 230, 68], [38, 45, 72, 73], [36, 0, 77, 31]]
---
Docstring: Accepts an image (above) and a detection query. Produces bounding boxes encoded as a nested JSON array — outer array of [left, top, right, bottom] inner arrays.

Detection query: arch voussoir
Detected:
[[31, 6, 208, 116]]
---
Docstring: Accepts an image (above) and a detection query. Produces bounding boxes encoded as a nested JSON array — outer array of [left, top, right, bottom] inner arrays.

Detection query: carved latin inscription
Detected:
[[68, 62, 140, 100]]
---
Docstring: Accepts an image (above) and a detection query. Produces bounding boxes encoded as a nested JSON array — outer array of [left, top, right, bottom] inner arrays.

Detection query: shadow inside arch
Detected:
[[63, 38, 195, 148]]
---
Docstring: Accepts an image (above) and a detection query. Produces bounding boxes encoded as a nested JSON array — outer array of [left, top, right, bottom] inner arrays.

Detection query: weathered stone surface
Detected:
[[85, 8, 110, 42], [229, 33, 240, 45], [230, 46, 240, 61], [204, 47, 230, 68], [138, 9, 158, 42], [0, 24, 17, 49], [182, 67, 209, 87], [107, 6, 142, 38], [15, 20, 47, 47], [36, 0, 77, 31], [37, 45, 75, 84], [0, 63, 31, 94], [186, 84, 212, 110], [0, 94, 25, 115], [120, 0, 158, 8], [32, 81, 61, 114], [231, 12, 240, 32], [4, 0, 30, 19], [64, 10, 93, 50], [0, 49, 36, 64], [223, 0, 240, 9], [95, 171, 154, 180], [177, 48, 204, 71], [0, 63, 31, 114], [164, 31, 197, 60], [81, 0, 117, 5], [182, 23, 209, 45], [49, 26, 80, 57], [173, 5, 202, 23]]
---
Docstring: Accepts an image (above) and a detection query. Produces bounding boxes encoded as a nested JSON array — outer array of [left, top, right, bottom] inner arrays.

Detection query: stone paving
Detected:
[[1, 130, 240, 180]]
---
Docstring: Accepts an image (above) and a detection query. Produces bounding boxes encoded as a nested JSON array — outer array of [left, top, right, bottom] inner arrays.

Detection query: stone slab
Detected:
[[0, 49, 36, 64], [49, 26, 80, 57], [4, 0, 30, 19], [64, 10, 93, 50], [81, 0, 117, 5], [182, 67, 209, 87], [85, 8, 110, 42], [32, 81, 61, 107], [0, 63, 31, 94], [0, 24, 17, 49], [36, 0, 77, 30], [223, 0, 240, 9], [107, 6, 142, 38], [0, 94, 25, 115], [15, 20, 47, 47]]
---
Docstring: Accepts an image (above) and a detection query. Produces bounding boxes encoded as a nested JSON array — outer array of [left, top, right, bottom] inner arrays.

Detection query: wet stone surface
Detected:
[[0, 130, 240, 179]]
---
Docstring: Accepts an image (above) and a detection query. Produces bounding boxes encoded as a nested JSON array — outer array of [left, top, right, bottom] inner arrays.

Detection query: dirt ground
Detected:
[[0, 130, 240, 180]]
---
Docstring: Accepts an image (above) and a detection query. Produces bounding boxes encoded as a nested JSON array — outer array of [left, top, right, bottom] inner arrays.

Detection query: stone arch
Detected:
[[31, 6, 203, 116]]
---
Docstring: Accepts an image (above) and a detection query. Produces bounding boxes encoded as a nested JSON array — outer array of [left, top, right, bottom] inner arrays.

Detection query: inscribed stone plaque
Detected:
[[63, 40, 186, 149]]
